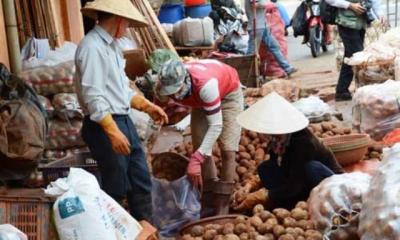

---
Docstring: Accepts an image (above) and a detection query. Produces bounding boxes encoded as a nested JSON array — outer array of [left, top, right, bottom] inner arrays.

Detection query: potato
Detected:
[[283, 218, 297, 228], [285, 228, 296, 236], [239, 159, 252, 168], [234, 216, 248, 225], [224, 234, 240, 240], [182, 234, 194, 240], [204, 229, 218, 240], [255, 148, 265, 161], [321, 122, 332, 132], [247, 130, 258, 139], [273, 209, 291, 222], [239, 145, 246, 152], [239, 152, 252, 160], [293, 228, 304, 236], [240, 137, 250, 146], [214, 235, 224, 240], [237, 166, 248, 176], [257, 223, 274, 234], [191, 225, 205, 237], [266, 218, 279, 226], [291, 208, 308, 221], [253, 204, 265, 214], [273, 225, 286, 237], [304, 230, 322, 240], [332, 128, 344, 135], [297, 220, 314, 231], [234, 223, 247, 235], [223, 223, 235, 235], [343, 128, 351, 134], [249, 231, 259, 240], [256, 236, 271, 240], [278, 234, 295, 240], [260, 210, 274, 221], [295, 202, 308, 210], [250, 216, 263, 227], [239, 233, 249, 240], [296, 237, 305, 240], [264, 233, 275, 240], [247, 144, 256, 153]]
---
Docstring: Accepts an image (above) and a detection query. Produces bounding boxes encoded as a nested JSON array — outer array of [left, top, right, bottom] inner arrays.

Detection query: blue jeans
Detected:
[[257, 159, 334, 208], [82, 115, 152, 221], [247, 28, 293, 73]]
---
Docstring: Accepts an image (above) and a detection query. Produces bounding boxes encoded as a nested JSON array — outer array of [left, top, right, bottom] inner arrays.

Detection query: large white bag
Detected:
[[173, 17, 214, 47], [45, 168, 116, 240], [45, 168, 143, 240]]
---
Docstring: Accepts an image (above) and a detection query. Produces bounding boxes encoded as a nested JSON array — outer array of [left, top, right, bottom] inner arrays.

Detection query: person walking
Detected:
[[326, 0, 383, 101], [245, 0, 297, 76], [75, 0, 168, 222]]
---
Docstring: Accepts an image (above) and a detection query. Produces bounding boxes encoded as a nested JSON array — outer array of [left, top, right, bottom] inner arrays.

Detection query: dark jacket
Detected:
[[265, 129, 344, 207]]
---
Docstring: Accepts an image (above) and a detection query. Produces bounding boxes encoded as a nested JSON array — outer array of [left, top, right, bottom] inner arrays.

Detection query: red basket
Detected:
[[0, 188, 57, 240]]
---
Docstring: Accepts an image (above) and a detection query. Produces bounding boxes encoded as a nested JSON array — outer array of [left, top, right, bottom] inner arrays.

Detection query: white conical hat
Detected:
[[81, 0, 148, 27], [237, 92, 309, 134]]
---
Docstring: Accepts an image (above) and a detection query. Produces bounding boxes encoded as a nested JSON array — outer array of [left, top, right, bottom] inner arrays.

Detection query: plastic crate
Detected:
[[0, 188, 57, 240], [38, 151, 100, 184]]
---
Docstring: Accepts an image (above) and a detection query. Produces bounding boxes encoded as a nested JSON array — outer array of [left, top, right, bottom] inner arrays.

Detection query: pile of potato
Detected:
[[307, 121, 353, 139], [244, 80, 300, 106], [170, 130, 270, 211], [364, 142, 383, 161], [182, 202, 322, 240]]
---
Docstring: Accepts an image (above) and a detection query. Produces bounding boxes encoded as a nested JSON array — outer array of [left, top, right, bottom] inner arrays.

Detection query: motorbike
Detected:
[[304, 0, 329, 58]]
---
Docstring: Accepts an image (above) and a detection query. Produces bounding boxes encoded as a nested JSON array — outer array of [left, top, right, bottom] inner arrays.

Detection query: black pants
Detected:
[[82, 115, 152, 221], [336, 26, 365, 94], [257, 159, 334, 209]]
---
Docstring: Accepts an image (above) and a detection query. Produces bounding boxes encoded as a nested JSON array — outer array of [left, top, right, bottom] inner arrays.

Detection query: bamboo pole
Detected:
[[2, 0, 21, 73]]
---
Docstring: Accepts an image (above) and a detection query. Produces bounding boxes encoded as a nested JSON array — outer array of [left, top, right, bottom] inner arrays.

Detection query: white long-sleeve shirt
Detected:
[[325, 0, 383, 17]]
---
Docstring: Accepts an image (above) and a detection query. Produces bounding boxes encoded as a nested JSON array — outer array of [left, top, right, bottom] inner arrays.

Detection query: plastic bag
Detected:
[[52, 93, 83, 120], [293, 96, 332, 121], [359, 144, 400, 239], [291, 2, 307, 37], [45, 168, 116, 240], [128, 108, 150, 141], [0, 224, 28, 240], [46, 119, 85, 150], [19, 61, 76, 96], [308, 173, 371, 240], [352, 80, 400, 140], [152, 175, 200, 237]]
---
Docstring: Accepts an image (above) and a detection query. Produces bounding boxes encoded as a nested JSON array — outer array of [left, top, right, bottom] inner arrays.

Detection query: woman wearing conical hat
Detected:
[[76, 0, 168, 222], [234, 92, 344, 210]]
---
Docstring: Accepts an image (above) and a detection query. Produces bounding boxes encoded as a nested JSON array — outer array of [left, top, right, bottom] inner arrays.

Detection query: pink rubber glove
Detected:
[[187, 151, 205, 189]]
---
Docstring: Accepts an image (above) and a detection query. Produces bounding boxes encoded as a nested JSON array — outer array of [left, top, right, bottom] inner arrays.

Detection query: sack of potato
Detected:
[[38, 95, 55, 118], [182, 203, 322, 240], [19, 61, 75, 96], [354, 63, 394, 87], [353, 80, 400, 140], [359, 144, 400, 239], [45, 119, 85, 150], [308, 172, 371, 240], [52, 93, 84, 120]]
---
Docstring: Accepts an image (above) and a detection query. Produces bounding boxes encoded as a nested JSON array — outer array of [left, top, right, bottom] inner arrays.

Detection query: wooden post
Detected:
[[2, 0, 21, 73], [0, 0, 10, 69]]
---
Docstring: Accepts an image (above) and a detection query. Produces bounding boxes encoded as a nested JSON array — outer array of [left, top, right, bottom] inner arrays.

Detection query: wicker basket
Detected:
[[179, 215, 247, 238], [323, 134, 371, 166], [0, 188, 57, 240]]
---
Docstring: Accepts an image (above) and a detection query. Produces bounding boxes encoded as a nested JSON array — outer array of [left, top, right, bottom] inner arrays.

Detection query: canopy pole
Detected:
[[2, 0, 21, 73]]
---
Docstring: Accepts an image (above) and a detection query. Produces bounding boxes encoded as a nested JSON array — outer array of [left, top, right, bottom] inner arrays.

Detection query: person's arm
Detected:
[[256, 0, 268, 9], [197, 79, 223, 156], [317, 141, 345, 174], [76, 46, 111, 122], [326, 0, 366, 15]]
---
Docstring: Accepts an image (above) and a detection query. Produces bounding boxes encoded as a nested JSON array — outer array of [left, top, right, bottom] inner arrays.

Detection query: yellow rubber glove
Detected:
[[130, 94, 169, 125], [99, 114, 131, 155]]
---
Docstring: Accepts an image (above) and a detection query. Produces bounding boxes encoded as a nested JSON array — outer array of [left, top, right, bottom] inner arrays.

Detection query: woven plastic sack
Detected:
[[359, 144, 400, 239], [352, 80, 400, 140], [45, 119, 85, 150], [152, 175, 200, 237], [308, 172, 371, 240], [19, 61, 75, 95], [52, 93, 83, 120], [173, 17, 214, 47]]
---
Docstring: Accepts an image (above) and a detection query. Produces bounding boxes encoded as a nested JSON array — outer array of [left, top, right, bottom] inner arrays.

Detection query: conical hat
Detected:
[[81, 0, 148, 27], [237, 92, 309, 135]]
